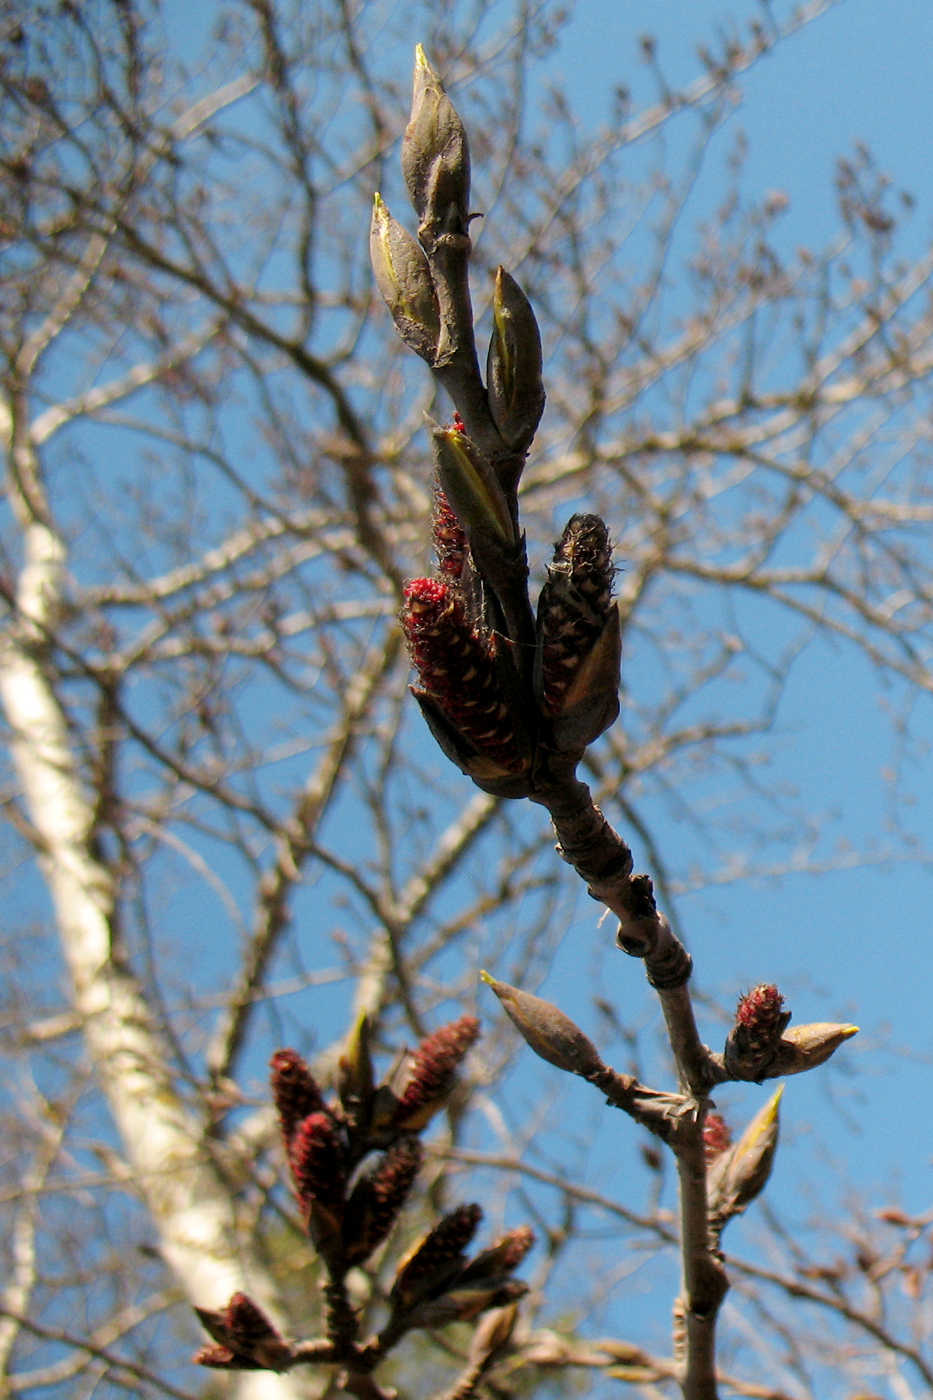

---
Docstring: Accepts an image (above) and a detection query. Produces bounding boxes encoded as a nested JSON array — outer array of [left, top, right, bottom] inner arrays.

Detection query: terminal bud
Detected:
[[402, 45, 471, 231]]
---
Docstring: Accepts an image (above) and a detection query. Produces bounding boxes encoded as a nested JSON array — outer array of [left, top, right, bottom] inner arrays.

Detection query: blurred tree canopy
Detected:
[[1, 2, 932, 1397]]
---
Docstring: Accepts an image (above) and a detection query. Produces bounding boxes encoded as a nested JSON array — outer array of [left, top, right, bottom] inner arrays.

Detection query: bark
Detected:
[[0, 413, 308, 1399]]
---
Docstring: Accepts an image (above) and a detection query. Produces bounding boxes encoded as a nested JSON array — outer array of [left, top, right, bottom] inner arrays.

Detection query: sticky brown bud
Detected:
[[225, 1294, 291, 1371], [402, 45, 471, 229], [481, 972, 605, 1079], [409, 1278, 528, 1328], [193, 1343, 247, 1370], [486, 266, 545, 453], [370, 192, 440, 362]]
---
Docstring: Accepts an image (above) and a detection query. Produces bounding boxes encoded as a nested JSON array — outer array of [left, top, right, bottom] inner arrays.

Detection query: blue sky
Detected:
[[157, 0, 931, 1281], [153, 0, 931, 1208], [347, 3, 933, 1379], [521, 0, 933, 1181], [67, 0, 933, 1387], [425, 4, 933, 1371]]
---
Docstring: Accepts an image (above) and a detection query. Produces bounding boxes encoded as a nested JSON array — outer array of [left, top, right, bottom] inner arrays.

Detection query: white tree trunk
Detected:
[[0, 514, 310, 1399]]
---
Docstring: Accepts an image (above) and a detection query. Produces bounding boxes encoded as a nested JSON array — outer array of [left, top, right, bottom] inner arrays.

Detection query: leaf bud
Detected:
[[486, 266, 546, 452], [467, 1302, 520, 1368], [432, 424, 516, 546], [481, 972, 605, 1079], [708, 1086, 782, 1227], [193, 1344, 253, 1370], [767, 1021, 858, 1076], [370, 192, 440, 362], [402, 45, 471, 230], [336, 1010, 375, 1123], [409, 1278, 527, 1328]]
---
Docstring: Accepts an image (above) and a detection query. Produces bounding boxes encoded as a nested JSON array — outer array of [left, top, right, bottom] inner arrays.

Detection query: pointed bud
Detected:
[[768, 1022, 859, 1077], [337, 1011, 375, 1123], [481, 972, 605, 1079], [393, 1014, 480, 1131], [402, 45, 471, 230], [877, 1208, 913, 1226], [344, 1136, 423, 1265], [269, 1049, 327, 1149], [432, 425, 516, 546], [370, 192, 440, 362], [486, 266, 545, 452], [708, 1086, 782, 1226], [724, 984, 791, 1078], [467, 1302, 520, 1368], [391, 1202, 483, 1310], [401, 578, 529, 780]]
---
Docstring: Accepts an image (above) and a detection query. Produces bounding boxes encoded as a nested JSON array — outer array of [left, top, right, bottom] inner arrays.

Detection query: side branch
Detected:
[[533, 774, 716, 1096]]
